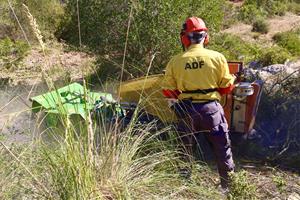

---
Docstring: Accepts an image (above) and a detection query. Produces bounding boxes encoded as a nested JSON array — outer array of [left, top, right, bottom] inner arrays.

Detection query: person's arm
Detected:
[[217, 84, 235, 95], [162, 89, 181, 99], [162, 57, 180, 99], [217, 55, 236, 95]]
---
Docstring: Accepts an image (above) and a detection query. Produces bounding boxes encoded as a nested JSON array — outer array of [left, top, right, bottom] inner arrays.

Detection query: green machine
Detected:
[[31, 83, 123, 127]]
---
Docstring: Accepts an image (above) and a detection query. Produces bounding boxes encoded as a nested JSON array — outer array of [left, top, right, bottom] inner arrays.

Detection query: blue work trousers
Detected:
[[173, 100, 235, 187]]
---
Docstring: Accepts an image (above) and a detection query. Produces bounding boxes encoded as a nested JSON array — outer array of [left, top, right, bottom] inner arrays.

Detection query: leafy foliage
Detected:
[[257, 46, 292, 66], [273, 30, 300, 56], [209, 33, 261, 63], [228, 170, 257, 200], [287, 1, 300, 15], [258, 0, 288, 16], [238, 0, 290, 23], [57, 0, 225, 80], [252, 18, 269, 34], [0, 37, 29, 69], [238, 3, 266, 24], [222, 2, 240, 29], [209, 33, 293, 66], [0, 0, 64, 41], [272, 174, 287, 194]]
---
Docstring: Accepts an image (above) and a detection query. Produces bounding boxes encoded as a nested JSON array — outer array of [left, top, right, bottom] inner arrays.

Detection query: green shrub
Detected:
[[287, 2, 300, 15], [272, 175, 287, 194], [0, 37, 29, 69], [20, 0, 64, 40], [209, 33, 293, 66], [209, 33, 261, 63], [0, 2, 16, 39], [0, 83, 221, 199], [257, 46, 292, 66], [238, 0, 290, 23], [0, 37, 29, 57], [263, 0, 288, 16], [228, 170, 257, 200], [273, 31, 300, 56], [0, 0, 64, 41], [238, 4, 266, 24], [252, 19, 269, 34], [58, 0, 225, 80]]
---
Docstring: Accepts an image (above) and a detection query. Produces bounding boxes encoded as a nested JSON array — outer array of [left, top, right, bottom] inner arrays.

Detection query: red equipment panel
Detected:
[[222, 62, 263, 135]]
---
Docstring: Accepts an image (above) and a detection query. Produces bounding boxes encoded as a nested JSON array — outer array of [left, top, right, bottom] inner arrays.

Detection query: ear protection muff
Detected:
[[180, 23, 190, 51], [204, 33, 209, 46], [181, 31, 209, 49]]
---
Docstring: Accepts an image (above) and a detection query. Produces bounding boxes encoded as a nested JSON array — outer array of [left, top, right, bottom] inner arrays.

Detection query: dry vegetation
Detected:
[[0, 0, 300, 199]]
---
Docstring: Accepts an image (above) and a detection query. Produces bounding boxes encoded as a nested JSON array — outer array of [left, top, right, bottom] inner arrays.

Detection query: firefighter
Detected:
[[162, 17, 235, 190]]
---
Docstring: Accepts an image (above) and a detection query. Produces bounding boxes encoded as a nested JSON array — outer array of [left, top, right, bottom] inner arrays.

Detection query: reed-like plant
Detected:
[[39, 98, 221, 199]]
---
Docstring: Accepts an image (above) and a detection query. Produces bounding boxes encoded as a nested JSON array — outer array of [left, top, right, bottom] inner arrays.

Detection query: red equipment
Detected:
[[223, 62, 263, 134]]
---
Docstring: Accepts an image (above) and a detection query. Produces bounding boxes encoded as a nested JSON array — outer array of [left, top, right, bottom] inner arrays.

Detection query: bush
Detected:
[[252, 18, 269, 34], [57, 0, 225, 80], [257, 45, 292, 66], [273, 30, 300, 56], [272, 175, 287, 194], [263, 0, 288, 16], [209, 33, 293, 66], [0, 93, 221, 199], [255, 76, 300, 168], [0, 37, 29, 69], [0, 0, 64, 41], [209, 33, 261, 63], [238, 4, 266, 24], [238, 0, 290, 23], [287, 2, 300, 15], [228, 170, 257, 200]]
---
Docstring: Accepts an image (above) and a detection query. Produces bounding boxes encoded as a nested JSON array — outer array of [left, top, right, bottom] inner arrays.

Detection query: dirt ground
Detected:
[[0, 84, 47, 144], [223, 13, 300, 45], [240, 163, 300, 200], [0, 42, 95, 86]]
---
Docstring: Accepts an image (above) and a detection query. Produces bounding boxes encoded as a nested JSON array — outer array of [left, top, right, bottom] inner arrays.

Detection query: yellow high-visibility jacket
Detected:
[[163, 44, 235, 102]]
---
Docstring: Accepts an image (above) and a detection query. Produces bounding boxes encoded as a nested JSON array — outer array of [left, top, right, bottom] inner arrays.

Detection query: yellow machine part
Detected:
[[118, 62, 263, 135], [118, 74, 178, 123], [119, 74, 229, 123]]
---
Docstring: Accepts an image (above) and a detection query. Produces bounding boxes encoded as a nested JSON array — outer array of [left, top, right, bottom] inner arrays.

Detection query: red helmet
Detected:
[[180, 17, 209, 49]]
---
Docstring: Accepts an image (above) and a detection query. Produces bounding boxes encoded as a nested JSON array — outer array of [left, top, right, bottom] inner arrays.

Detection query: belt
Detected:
[[180, 98, 216, 103], [182, 88, 218, 94]]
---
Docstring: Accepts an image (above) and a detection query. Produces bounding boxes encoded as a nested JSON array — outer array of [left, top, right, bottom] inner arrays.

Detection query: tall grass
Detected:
[[35, 85, 221, 199], [0, 103, 221, 199]]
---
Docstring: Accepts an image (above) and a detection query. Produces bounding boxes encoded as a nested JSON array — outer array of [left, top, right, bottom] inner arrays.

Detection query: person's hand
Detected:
[[232, 74, 237, 80], [167, 98, 178, 108]]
